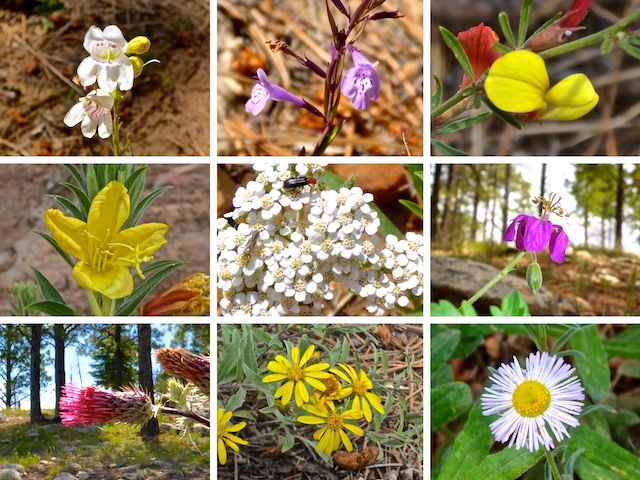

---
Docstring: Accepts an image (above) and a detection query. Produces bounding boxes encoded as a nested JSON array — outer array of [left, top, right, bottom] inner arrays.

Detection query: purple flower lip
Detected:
[[503, 214, 569, 264], [245, 68, 305, 116], [341, 45, 380, 110]]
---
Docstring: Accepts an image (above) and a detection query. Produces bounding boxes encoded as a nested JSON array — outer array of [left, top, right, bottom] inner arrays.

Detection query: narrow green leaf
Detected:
[[115, 260, 184, 316], [601, 37, 615, 55], [398, 199, 424, 219], [431, 329, 460, 374], [570, 326, 610, 402], [434, 111, 492, 135], [439, 26, 475, 81], [45, 194, 83, 219], [468, 446, 545, 480], [569, 425, 640, 478], [123, 166, 148, 206], [281, 430, 295, 453], [34, 232, 75, 268], [60, 181, 92, 218], [406, 164, 424, 201], [225, 388, 247, 412], [432, 74, 443, 110], [438, 401, 494, 480], [63, 164, 85, 190], [556, 349, 586, 360], [479, 95, 522, 129], [581, 404, 616, 417], [86, 164, 99, 199], [30, 266, 66, 304], [122, 186, 173, 229], [431, 382, 471, 429], [529, 12, 563, 40], [493, 43, 514, 54], [498, 12, 516, 47], [552, 325, 584, 354], [518, 0, 532, 46], [619, 39, 640, 60], [431, 139, 468, 156], [574, 457, 620, 480], [27, 300, 76, 316]]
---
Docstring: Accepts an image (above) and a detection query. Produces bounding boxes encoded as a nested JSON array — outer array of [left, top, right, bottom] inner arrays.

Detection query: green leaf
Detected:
[[60, 182, 92, 219], [431, 139, 468, 156], [398, 199, 423, 219], [556, 349, 586, 361], [115, 260, 184, 316], [492, 43, 514, 54], [468, 446, 544, 480], [498, 12, 516, 47], [620, 39, 640, 60], [459, 301, 477, 316], [604, 338, 640, 360], [601, 37, 615, 55], [552, 325, 584, 354], [490, 290, 530, 316], [34, 231, 75, 268], [27, 300, 76, 316], [122, 185, 173, 229], [123, 166, 148, 206], [569, 425, 640, 478], [570, 326, 610, 402], [439, 26, 475, 81], [369, 202, 403, 239], [432, 74, 443, 110], [406, 164, 424, 201], [618, 359, 640, 377], [434, 112, 492, 135], [63, 164, 86, 190], [431, 329, 460, 374], [581, 404, 616, 417], [431, 382, 471, 429], [281, 430, 295, 453], [529, 12, 563, 40], [479, 95, 522, 129], [438, 401, 495, 480], [45, 194, 83, 220], [242, 364, 273, 395], [431, 362, 453, 388], [225, 388, 247, 412], [431, 300, 462, 316], [30, 267, 66, 304], [518, 0, 532, 46]]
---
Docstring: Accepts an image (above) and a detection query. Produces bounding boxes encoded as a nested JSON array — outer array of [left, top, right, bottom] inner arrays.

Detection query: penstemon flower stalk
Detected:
[[245, 0, 403, 155]]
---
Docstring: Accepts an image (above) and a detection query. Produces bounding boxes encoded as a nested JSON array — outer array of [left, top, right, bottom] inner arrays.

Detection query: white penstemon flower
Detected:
[[78, 25, 134, 93], [216, 163, 423, 316], [481, 352, 584, 452], [64, 89, 114, 139]]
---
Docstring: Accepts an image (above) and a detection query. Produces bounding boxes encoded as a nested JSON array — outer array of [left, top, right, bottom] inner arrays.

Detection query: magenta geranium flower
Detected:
[[504, 215, 569, 264], [341, 45, 380, 110], [245, 68, 305, 116], [60, 384, 154, 426]]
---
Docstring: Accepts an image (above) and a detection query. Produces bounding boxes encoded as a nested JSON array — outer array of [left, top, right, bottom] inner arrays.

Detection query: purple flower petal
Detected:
[[246, 69, 305, 116], [549, 226, 569, 264], [523, 218, 552, 253], [503, 214, 528, 241], [342, 46, 381, 110], [245, 82, 270, 116]]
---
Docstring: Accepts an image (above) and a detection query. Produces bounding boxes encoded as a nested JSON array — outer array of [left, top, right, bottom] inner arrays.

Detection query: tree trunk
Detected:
[[137, 324, 160, 437], [440, 165, 457, 248], [614, 164, 624, 252], [502, 165, 511, 234], [431, 164, 442, 241], [54, 325, 66, 420], [538, 164, 547, 217], [114, 325, 124, 389], [30, 326, 43, 424], [5, 352, 12, 409], [469, 166, 480, 242], [600, 217, 605, 249], [583, 198, 589, 248]]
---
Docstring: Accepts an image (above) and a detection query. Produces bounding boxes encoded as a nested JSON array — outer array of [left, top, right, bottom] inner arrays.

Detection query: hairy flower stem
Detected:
[[545, 450, 562, 480], [112, 98, 121, 156], [431, 85, 477, 120], [540, 9, 640, 59], [466, 250, 527, 306], [161, 407, 210, 428]]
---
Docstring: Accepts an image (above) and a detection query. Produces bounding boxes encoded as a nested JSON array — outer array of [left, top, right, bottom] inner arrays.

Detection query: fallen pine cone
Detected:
[[333, 446, 379, 470]]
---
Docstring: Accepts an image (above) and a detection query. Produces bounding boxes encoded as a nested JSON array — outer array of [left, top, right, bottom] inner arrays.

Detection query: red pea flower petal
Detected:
[[457, 23, 501, 88], [560, 0, 591, 28]]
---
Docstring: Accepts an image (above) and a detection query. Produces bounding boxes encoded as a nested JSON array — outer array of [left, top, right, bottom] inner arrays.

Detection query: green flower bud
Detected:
[[126, 36, 151, 55], [526, 262, 543, 293], [130, 56, 144, 78]]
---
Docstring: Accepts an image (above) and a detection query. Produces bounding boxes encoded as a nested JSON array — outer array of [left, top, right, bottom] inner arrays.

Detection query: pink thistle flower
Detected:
[[156, 348, 210, 394], [59, 384, 154, 426]]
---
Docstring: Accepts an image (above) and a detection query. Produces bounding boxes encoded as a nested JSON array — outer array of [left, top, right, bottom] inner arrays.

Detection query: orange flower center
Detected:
[[327, 413, 344, 430], [288, 365, 303, 382]]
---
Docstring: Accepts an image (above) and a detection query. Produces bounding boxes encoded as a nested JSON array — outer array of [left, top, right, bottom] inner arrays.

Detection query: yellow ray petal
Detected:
[[226, 421, 247, 433], [485, 50, 549, 113], [305, 376, 327, 391], [539, 73, 599, 121], [299, 344, 315, 367], [275, 381, 294, 405], [218, 438, 227, 465], [295, 380, 309, 406], [267, 360, 289, 374], [365, 392, 385, 413], [220, 410, 232, 425], [343, 422, 364, 436], [72, 262, 134, 299], [262, 373, 288, 383], [114, 223, 168, 259], [224, 433, 248, 446], [338, 428, 353, 452], [298, 415, 325, 425], [44, 209, 87, 260], [87, 181, 130, 242]]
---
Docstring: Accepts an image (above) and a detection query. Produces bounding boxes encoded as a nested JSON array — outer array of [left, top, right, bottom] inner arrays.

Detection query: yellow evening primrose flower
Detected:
[[484, 50, 599, 122], [44, 180, 168, 299], [217, 407, 248, 465], [331, 363, 385, 422], [298, 403, 364, 455], [262, 344, 330, 407]]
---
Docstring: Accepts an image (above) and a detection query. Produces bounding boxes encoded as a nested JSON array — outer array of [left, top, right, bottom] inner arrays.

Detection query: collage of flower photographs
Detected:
[[1, 0, 640, 479]]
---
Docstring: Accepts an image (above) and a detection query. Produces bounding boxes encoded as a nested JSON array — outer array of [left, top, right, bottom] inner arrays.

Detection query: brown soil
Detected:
[[0, 0, 209, 156], [0, 164, 210, 316]]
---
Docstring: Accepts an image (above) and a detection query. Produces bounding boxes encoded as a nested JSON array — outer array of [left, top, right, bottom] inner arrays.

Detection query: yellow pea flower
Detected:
[[217, 407, 248, 465], [44, 181, 168, 300], [485, 50, 599, 122]]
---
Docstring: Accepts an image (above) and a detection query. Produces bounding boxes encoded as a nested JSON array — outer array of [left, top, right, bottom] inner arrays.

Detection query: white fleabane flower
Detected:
[[64, 89, 114, 138], [481, 352, 584, 452], [78, 25, 134, 93]]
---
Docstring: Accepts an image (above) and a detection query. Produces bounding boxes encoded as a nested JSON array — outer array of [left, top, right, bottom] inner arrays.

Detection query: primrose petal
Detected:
[[485, 50, 549, 113], [539, 73, 599, 121]]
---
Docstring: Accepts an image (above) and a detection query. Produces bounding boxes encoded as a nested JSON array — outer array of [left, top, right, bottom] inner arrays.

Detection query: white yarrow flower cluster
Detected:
[[481, 351, 585, 452], [217, 163, 424, 316]]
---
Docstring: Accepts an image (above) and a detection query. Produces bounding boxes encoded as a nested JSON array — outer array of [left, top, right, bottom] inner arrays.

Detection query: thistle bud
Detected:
[[126, 36, 151, 55], [139, 273, 210, 316], [526, 262, 543, 293], [130, 56, 144, 78], [156, 348, 210, 394]]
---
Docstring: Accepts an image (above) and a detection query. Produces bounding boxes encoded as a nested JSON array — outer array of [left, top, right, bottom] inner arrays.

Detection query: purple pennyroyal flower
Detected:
[[245, 68, 305, 116], [341, 45, 380, 110], [503, 194, 569, 264]]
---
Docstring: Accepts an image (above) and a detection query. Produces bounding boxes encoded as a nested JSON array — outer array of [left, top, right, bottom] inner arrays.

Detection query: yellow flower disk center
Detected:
[[217, 424, 228, 439], [512, 380, 551, 417], [288, 365, 303, 382], [326, 413, 344, 430], [322, 376, 341, 397], [352, 379, 369, 396]]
